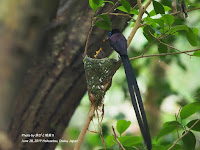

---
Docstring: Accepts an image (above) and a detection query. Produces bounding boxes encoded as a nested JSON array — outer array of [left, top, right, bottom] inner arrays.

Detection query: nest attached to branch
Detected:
[[83, 56, 121, 107]]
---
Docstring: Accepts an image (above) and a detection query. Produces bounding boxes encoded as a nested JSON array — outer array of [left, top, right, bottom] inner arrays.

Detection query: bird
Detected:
[[107, 29, 152, 150]]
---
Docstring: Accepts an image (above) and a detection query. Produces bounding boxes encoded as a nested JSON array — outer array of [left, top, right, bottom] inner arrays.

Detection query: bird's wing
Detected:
[[110, 33, 127, 55]]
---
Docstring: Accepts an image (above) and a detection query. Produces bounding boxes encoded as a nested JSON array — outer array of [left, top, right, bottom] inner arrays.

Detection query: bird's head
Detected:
[[107, 29, 121, 39]]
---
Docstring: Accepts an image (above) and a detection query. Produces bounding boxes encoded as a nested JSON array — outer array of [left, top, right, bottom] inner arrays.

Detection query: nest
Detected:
[[83, 56, 121, 107]]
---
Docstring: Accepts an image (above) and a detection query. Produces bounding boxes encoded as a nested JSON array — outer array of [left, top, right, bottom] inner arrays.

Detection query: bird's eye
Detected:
[[108, 32, 112, 37]]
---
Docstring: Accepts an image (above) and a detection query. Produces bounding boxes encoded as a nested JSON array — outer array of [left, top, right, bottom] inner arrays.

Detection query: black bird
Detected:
[[108, 29, 152, 150]]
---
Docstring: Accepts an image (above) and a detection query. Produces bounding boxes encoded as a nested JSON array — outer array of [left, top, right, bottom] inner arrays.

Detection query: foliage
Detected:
[[116, 119, 131, 135], [106, 120, 142, 149], [104, 104, 200, 150], [157, 102, 200, 146]]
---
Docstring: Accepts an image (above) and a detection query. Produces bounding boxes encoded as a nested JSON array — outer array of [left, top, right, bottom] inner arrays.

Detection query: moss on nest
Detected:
[[83, 56, 121, 107]]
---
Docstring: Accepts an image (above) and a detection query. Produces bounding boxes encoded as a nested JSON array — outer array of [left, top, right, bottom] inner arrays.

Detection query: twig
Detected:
[[170, 7, 200, 16], [108, 0, 121, 13], [141, 27, 172, 56], [129, 48, 200, 60], [159, 31, 178, 40], [133, 146, 140, 150], [175, 106, 182, 138], [96, 108, 106, 149], [101, 104, 104, 123], [137, 0, 142, 10], [101, 12, 135, 20], [127, 0, 153, 47], [175, 113, 179, 138], [74, 105, 95, 150], [87, 129, 98, 134], [168, 119, 200, 150], [112, 126, 126, 150], [176, 106, 187, 133], [132, 4, 138, 10], [83, 17, 96, 56], [148, 30, 192, 57]]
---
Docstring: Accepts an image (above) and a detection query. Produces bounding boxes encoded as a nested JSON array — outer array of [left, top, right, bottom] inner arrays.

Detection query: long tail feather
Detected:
[[121, 55, 152, 150]]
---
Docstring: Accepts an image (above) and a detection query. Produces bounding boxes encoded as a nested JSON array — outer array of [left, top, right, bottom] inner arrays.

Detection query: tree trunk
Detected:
[[4, 0, 134, 150]]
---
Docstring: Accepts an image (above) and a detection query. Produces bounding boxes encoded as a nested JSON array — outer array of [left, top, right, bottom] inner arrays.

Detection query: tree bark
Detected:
[[0, 0, 59, 131], [3, 0, 135, 149]]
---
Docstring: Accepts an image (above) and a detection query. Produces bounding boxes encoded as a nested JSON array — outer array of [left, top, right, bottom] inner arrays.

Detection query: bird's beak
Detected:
[[103, 36, 109, 42]]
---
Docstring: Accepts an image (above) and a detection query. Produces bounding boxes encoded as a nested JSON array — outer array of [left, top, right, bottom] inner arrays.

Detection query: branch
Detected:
[[130, 48, 200, 60], [96, 107, 106, 150], [175, 107, 182, 138], [108, 0, 121, 13], [127, 0, 153, 47], [102, 12, 134, 20], [141, 27, 172, 56], [148, 31, 192, 57], [168, 119, 200, 150], [170, 7, 200, 16], [144, 0, 153, 10], [137, 0, 142, 10], [112, 126, 126, 150], [83, 17, 96, 56], [74, 105, 95, 150]]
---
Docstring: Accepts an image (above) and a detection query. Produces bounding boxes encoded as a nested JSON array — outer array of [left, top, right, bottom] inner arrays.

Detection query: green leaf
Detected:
[[161, 14, 175, 26], [152, 19, 164, 30], [191, 27, 199, 35], [180, 102, 200, 119], [97, 15, 111, 25], [143, 25, 155, 42], [104, 1, 114, 5], [157, 121, 181, 140], [186, 28, 198, 46], [144, 17, 158, 29], [131, 22, 135, 27], [130, 9, 139, 15], [164, 6, 172, 11], [149, 10, 156, 16], [116, 120, 131, 135], [193, 50, 200, 57], [187, 119, 200, 131], [117, 6, 128, 13], [106, 135, 115, 148], [169, 25, 189, 34], [149, 6, 171, 17], [182, 131, 196, 150], [153, 1, 165, 14], [89, 0, 104, 12], [148, 6, 171, 14], [95, 20, 112, 31], [153, 28, 161, 35], [144, 16, 153, 25], [118, 136, 142, 147], [120, 0, 131, 12]]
